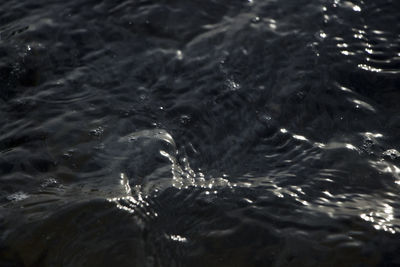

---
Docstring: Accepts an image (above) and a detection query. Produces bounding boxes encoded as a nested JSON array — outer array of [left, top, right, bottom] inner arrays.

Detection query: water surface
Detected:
[[1, 0, 400, 266]]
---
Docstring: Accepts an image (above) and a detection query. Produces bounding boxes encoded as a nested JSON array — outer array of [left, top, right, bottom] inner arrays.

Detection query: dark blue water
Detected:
[[1, 0, 400, 266]]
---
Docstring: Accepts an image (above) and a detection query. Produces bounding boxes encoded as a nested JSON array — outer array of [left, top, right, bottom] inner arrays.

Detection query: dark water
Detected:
[[1, 0, 400, 266]]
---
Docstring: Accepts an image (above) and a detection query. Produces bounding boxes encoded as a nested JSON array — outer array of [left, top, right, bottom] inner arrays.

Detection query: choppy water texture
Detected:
[[1, 0, 400, 266]]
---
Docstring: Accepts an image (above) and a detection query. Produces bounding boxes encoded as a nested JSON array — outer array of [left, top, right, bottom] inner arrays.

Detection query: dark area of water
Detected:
[[1, 0, 400, 266]]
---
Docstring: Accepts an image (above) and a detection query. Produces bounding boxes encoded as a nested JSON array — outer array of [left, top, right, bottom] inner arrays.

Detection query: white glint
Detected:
[[383, 149, 400, 159], [323, 190, 334, 197], [298, 200, 309, 206], [341, 51, 355, 56], [293, 186, 305, 195], [358, 64, 382, 72], [315, 142, 326, 148], [338, 85, 353, 92], [363, 132, 383, 139], [292, 134, 308, 141], [319, 142, 359, 152], [227, 79, 240, 91], [345, 143, 358, 151], [243, 198, 254, 203], [352, 99, 376, 112], [353, 33, 363, 39], [365, 48, 373, 54], [169, 235, 188, 243], [360, 203, 397, 234], [176, 50, 183, 60], [372, 30, 385, 35]]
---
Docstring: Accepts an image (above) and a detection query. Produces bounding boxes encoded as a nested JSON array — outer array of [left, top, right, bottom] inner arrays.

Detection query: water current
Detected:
[[1, 0, 400, 266]]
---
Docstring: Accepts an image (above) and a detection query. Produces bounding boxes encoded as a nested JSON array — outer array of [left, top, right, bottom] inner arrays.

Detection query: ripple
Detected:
[[322, 0, 400, 76]]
